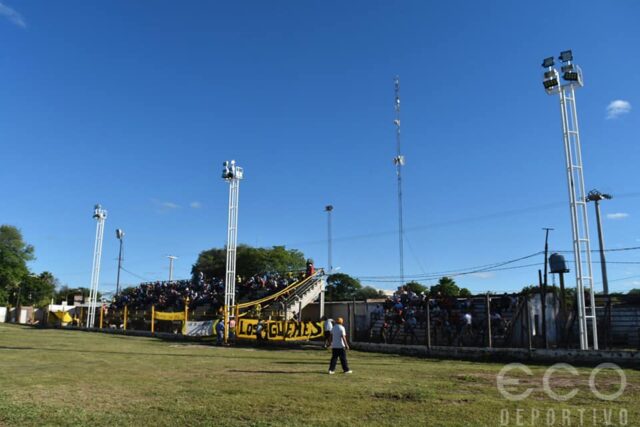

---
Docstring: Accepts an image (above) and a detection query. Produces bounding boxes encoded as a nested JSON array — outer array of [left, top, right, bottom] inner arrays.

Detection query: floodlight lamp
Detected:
[[587, 190, 613, 201], [116, 229, 124, 239], [543, 78, 559, 90], [563, 71, 579, 82], [325, 205, 333, 212], [559, 50, 573, 62], [542, 57, 555, 68], [393, 155, 405, 166]]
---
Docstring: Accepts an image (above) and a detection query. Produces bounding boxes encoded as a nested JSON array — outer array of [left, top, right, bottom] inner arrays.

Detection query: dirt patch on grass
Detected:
[[371, 390, 428, 402]]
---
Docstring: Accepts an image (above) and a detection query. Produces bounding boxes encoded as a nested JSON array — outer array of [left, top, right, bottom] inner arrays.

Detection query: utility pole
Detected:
[[541, 227, 553, 349], [586, 190, 611, 295], [393, 76, 406, 288], [115, 229, 125, 296], [587, 189, 612, 348], [167, 255, 178, 282], [542, 228, 553, 290], [325, 205, 333, 274]]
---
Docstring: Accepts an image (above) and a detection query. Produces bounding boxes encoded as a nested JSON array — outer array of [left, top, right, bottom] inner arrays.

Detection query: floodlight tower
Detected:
[[222, 160, 243, 343], [541, 50, 598, 350], [393, 76, 406, 287], [87, 204, 107, 328]]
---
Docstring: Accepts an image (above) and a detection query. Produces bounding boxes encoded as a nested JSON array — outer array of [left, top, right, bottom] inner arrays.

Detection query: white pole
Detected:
[[87, 204, 106, 328], [167, 256, 178, 282], [222, 160, 243, 343]]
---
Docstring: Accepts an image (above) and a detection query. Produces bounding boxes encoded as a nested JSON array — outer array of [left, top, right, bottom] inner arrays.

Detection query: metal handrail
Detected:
[[235, 271, 321, 309]]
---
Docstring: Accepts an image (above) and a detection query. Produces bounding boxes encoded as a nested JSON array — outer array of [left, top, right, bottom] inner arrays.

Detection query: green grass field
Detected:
[[0, 324, 637, 426]]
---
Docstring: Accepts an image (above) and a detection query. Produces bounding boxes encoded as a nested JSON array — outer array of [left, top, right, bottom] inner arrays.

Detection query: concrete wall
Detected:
[[352, 342, 640, 368]]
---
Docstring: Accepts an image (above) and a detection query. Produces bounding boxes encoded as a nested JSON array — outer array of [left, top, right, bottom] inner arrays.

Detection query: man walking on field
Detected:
[[328, 317, 352, 374]]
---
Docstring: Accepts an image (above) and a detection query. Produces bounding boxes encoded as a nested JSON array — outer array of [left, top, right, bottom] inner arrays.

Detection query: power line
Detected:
[[120, 267, 151, 282], [360, 262, 542, 283], [356, 251, 543, 281]]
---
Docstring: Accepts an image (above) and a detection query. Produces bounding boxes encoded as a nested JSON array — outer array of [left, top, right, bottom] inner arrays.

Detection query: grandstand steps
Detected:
[[283, 275, 325, 320]]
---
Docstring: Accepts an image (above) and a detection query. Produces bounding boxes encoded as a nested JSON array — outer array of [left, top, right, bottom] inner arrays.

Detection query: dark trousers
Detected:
[[329, 348, 350, 372]]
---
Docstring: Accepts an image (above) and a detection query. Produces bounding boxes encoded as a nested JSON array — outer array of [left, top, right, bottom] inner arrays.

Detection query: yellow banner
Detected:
[[154, 311, 185, 321], [237, 318, 324, 341]]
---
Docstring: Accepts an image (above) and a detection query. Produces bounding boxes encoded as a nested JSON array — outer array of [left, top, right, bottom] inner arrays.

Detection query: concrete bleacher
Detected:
[[366, 297, 522, 347]]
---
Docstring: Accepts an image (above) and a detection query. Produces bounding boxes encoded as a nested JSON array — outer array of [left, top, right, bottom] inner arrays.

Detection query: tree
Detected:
[[355, 286, 385, 300], [628, 289, 640, 295], [19, 272, 57, 307], [191, 244, 306, 280], [0, 225, 35, 305], [404, 281, 428, 295], [430, 276, 461, 297], [326, 273, 362, 301], [459, 288, 472, 297]]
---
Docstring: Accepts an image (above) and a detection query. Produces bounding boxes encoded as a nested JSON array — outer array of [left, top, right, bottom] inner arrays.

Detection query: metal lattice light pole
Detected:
[[87, 204, 107, 328], [393, 76, 406, 288], [542, 50, 598, 350], [222, 160, 243, 343]]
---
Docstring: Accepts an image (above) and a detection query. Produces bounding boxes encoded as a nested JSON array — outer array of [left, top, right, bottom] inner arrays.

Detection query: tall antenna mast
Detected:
[[393, 76, 405, 287]]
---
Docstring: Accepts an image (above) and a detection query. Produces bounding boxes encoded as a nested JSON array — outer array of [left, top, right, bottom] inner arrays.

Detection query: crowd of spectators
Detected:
[[371, 287, 518, 345], [110, 271, 303, 312]]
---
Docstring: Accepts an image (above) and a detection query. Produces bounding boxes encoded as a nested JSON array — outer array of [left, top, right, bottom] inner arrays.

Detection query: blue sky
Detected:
[[1, 1, 638, 295]]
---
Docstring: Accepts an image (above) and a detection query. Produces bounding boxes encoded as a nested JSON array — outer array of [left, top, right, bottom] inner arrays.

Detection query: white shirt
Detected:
[[463, 313, 472, 326], [331, 324, 347, 349], [324, 319, 333, 332]]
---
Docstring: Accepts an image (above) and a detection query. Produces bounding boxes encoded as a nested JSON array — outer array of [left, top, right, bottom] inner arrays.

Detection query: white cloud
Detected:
[[607, 212, 629, 220], [190, 201, 202, 209], [151, 199, 181, 213], [161, 201, 180, 209], [0, 2, 26, 28], [606, 100, 631, 119]]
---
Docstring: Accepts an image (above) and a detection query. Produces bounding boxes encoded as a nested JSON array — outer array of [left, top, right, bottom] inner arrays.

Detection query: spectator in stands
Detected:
[[328, 317, 352, 375], [372, 305, 383, 322], [404, 314, 418, 345], [380, 318, 391, 344], [306, 259, 315, 277]]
